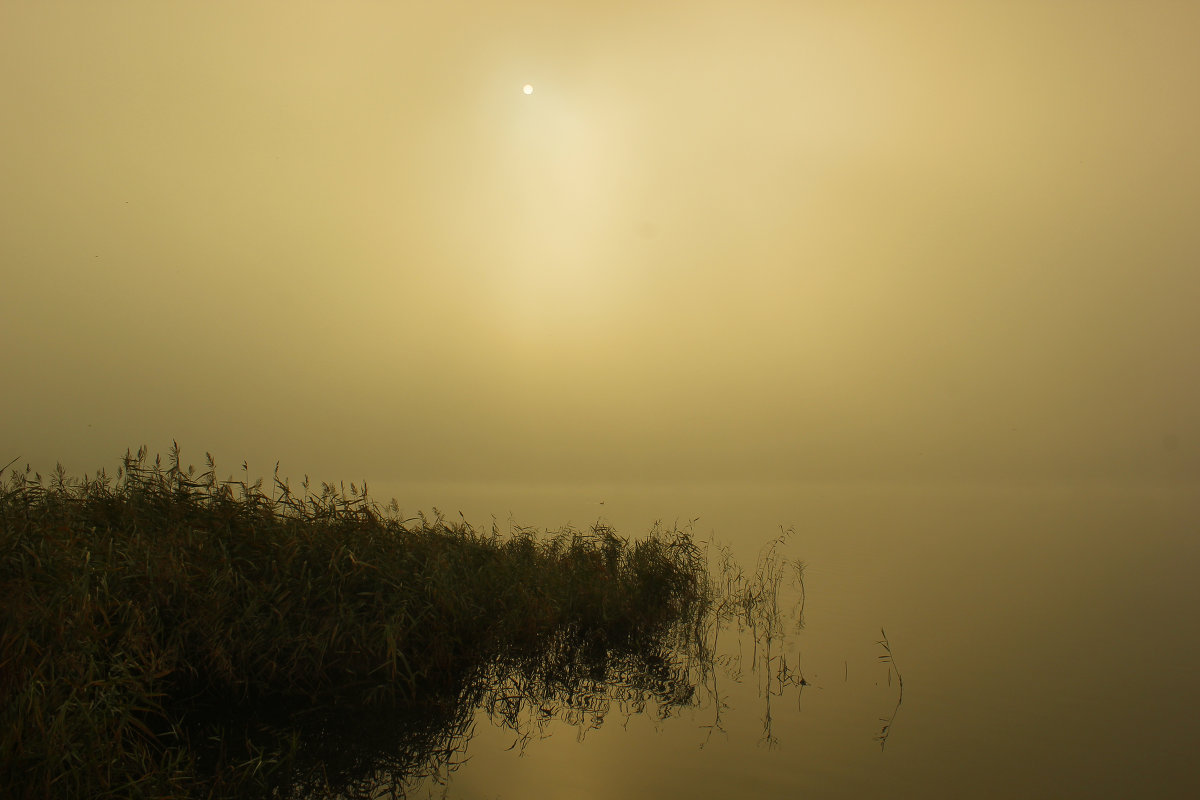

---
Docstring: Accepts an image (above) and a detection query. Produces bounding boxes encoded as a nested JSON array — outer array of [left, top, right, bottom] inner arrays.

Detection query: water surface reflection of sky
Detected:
[[402, 482, 1199, 799]]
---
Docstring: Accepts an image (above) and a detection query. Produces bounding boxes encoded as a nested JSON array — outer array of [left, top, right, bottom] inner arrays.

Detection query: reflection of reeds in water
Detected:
[[874, 628, 904, 750], [1, 445, 823, 798], [696, 527, 808, 749], [3, 445, 762, 799]]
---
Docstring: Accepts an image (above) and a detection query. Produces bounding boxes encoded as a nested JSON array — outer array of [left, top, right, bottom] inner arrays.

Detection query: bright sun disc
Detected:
[[523, 84, 533, 95]]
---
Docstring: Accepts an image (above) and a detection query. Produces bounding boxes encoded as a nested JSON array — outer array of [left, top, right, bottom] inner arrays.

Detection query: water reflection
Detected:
[[333, 482, 1200, 799], [873, 629, 904, 750], [213, 528, 812, 799]]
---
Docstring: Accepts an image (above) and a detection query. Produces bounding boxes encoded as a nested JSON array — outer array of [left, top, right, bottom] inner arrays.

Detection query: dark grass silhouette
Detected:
[[1, 444, 802, 799]]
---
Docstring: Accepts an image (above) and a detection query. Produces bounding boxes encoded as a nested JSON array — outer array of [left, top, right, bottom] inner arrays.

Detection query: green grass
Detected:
[[0, 445, 722, 799]]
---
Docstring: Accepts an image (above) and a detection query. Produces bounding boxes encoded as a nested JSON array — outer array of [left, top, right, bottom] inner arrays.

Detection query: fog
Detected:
[[3, 0, 1197, 488]]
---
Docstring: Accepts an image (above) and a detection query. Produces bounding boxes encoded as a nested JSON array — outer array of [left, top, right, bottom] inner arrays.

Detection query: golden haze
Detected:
[[2, 0, 1197, 486]]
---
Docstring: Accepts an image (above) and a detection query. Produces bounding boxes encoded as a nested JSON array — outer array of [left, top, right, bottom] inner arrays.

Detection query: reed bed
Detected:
[[0, 445, 714, 799]]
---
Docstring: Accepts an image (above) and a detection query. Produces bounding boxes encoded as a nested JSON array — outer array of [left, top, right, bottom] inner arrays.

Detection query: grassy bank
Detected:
[[0, 446, 713, 799]]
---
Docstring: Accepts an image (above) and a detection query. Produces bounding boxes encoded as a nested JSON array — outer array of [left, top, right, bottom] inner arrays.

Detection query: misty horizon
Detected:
[[3, 0, 1197, 487]]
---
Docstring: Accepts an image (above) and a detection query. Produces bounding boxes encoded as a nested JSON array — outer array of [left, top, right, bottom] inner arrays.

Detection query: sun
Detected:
[[522, 84, 534, 95]]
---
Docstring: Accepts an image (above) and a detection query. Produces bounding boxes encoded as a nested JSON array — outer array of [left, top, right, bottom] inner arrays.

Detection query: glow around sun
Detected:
[[522, 84, 533, 95]]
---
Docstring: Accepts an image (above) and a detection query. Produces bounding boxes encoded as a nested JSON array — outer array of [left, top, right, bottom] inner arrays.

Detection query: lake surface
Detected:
[[367, 479, 1198, 799]]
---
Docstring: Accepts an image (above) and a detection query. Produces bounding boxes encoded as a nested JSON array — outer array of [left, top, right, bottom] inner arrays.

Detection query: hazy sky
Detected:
[[2, 0, 1197, 487]]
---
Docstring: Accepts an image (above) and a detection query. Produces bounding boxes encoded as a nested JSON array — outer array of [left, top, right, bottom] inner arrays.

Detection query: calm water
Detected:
[[368, 480, 1198, 798]]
